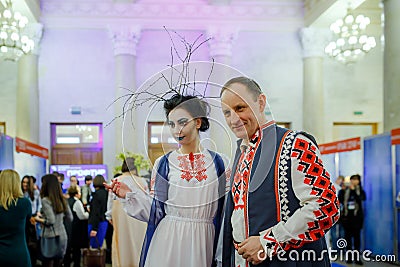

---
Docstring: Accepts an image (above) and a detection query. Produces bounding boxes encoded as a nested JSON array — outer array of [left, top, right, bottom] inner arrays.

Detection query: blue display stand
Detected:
[[0, 134, 14, 171], [14, 152, 47, 188], [338, 150, 363, 177], [322, 153, 336, 181], [396, 145, 400, 260], [363, 133, 394, 255]]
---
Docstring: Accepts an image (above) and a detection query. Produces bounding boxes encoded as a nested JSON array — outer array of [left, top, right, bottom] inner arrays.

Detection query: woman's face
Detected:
[[22, 178, 29, 191], [351, 178, 360, 186], [167, 107, 201, 146]]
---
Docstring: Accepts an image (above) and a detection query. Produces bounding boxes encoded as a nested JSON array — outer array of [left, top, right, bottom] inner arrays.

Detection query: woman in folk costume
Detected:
[[106, 94, 230, 267], [105, 158, 148, 267]]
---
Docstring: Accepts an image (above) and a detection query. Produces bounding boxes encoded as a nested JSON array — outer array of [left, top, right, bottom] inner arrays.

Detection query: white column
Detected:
[[16, 23, 43, 143], [207, 28, 237, 158], [383, 0, 400, 131], [300, 27, 330, 143], [109, 26, 141, 159]]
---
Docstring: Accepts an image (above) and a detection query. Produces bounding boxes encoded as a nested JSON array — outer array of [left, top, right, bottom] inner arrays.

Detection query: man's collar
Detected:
[[236, 120, 276, 150]]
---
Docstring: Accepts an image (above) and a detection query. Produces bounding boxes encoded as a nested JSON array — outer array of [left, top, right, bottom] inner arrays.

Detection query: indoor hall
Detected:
[[0, 0, 399, 266]]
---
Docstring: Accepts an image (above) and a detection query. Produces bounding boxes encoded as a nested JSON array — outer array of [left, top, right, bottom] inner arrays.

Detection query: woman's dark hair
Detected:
[[40, 174, 67, 214], [21, 175, 34, 201], [163, 94, 210, 132], [350, 174, 362, 187], [93, 175, 106, 188], [121, 157, 137, 174]]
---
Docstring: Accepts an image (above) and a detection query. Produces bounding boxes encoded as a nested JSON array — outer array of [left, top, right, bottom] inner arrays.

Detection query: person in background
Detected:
[[64, 186, 89, 267], [106, 159, 147, 267], [339, 174, 366, 265], [330, 175, 346, 250], [0, 169, 32, 267], [21, 175, 42, 267], [35, 174, 72, 267], [88, 175, 108, 248], [69, 176, 81, 193], [81, 175, 93, 211], [105, 173, 121, 264]]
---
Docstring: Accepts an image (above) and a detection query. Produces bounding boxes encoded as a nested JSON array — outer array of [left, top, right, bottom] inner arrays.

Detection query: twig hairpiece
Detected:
[[107, 27, 218, 127]]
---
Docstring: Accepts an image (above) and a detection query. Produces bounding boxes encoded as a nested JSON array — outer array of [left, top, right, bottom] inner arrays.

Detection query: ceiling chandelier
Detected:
[[0, 0, 34, 61], [325, 9, 376, 64]]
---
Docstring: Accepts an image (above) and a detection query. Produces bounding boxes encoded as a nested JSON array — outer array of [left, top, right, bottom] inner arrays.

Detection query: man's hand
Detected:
[[104, 179, 132, 199], [237, 236, 266, 265]]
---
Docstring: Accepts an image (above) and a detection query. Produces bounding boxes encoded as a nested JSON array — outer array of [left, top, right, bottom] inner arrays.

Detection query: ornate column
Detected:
[[16, 23, 43, 143], [383, 0, 400, 131], [300, 27, 330, 143], [207, 27, 237, 158], [109, 26, 141, 159]]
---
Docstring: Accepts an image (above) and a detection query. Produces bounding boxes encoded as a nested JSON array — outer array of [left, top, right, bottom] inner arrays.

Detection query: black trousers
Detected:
[[344, 225, 361, 251]]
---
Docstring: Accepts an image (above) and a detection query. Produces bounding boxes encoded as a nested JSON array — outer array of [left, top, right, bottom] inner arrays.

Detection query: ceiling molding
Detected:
[[40, 1, 304, 31], [209, 0, 231, 5]]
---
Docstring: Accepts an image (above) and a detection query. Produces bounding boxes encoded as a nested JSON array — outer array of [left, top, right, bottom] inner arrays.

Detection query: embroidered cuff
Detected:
[[259, 228, 283, 258]]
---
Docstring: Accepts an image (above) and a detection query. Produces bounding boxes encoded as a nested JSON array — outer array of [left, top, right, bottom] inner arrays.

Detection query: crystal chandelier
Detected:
[[0, 0, 34, 61], [325, 10, 376, 64]]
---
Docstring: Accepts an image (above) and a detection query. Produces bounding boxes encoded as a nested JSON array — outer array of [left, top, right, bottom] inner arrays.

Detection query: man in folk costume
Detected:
[[220, 77, 340, 267]]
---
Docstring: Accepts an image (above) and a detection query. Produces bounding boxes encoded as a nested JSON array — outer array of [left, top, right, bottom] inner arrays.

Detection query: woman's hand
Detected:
[[90, 230, 97, 237], [34, 214, 44, 224], [103, 179, 132, 199]]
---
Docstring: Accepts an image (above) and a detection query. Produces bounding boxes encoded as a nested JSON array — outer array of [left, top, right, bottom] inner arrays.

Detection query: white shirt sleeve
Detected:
[[105, 183, 114, 221], [73, 198, 89, 220], [119, 158, 160, 222], [259, 134, 340, 257]]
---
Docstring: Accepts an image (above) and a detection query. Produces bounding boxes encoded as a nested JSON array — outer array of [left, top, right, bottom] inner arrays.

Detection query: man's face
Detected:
[[70, 176, 77, 186], [221, 82, 265, 140]]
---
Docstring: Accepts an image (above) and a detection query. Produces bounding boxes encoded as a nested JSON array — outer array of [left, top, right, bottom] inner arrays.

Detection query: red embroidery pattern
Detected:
[[285, 137, 340, 249], [262, 228, 283, 257], [232, 131, 262, 211], [177, 154, 207, 182]]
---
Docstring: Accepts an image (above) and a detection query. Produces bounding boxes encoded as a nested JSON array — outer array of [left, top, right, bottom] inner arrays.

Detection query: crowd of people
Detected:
[[1, 76, 352, 267], [330, 174, 367, 265]]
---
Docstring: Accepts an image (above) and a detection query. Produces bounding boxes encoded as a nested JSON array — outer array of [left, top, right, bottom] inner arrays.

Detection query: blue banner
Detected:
[[396, 145, 400, 259], [0, 134, 14, 171], [363, 133, 393, 255]]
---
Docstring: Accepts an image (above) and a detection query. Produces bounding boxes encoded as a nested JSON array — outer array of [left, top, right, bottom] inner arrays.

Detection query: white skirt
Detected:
[[144, 214, 215, 267]]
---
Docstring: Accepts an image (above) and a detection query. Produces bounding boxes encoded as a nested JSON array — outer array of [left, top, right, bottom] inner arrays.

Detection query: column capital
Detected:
[[108, 25, 141, 56], [23, 23, 44, 56], [207, 27, 238, 58], [299, 27, 331, 58]]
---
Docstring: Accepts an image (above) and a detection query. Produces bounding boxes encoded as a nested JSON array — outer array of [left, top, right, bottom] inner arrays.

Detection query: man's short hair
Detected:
[[68, 185, 79, 197], [84, 175, 93, 182], [221, 76, 263, 101]]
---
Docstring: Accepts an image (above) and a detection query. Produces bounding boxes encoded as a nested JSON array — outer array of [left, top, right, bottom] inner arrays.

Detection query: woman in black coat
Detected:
[[338, 174, 366, 265], [88, 175, 108, 248]]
